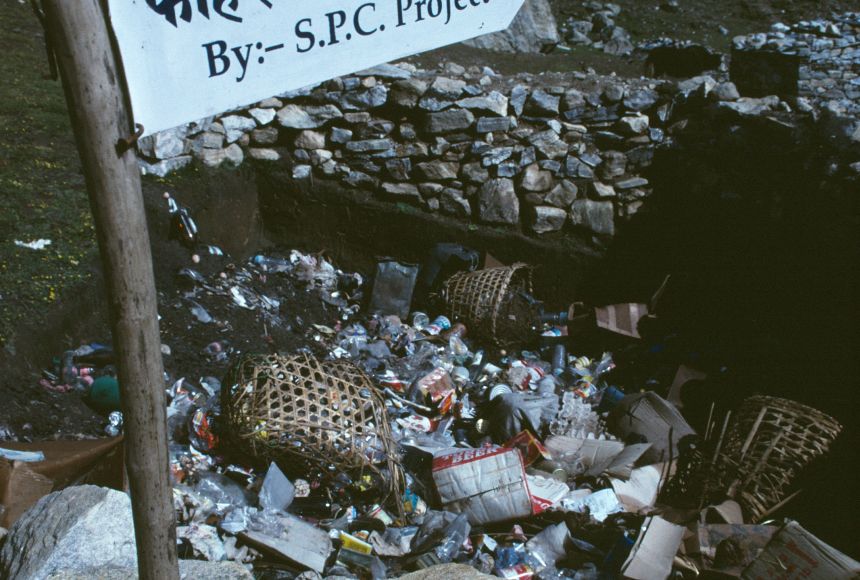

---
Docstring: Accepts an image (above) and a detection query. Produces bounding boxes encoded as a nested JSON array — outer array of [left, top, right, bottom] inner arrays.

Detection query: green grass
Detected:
[[0, 3, 97, 346]]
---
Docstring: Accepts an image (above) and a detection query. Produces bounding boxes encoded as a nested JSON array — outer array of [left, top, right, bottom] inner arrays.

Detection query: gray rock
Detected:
[[461, 162, 489, 184], [385, 158, 412, 181], [294, 130, 326, 150], [337, 85, 388, 110], [479, 178, 519, 225], [221, 115, 257, 143], [539, 159, 562, 174], [525, 89, 560, 116], [356, 64, 412, 80], [257, 97, 283, 109], [476, 116, 512, 133], [345, 138, 394, 153], [343, 112, 372, 125], [545, 180, 578, 207], [463, 0, 559, 53], [251, 127, 279, 145], [343, 170, 378, 189], [391, 79, 428, 107], [510, 85, 529, 116], [529, 130, 568, 159], [249, 148, 280, 161], [429, 77, 467, 100], [418, 96, 454, 112], [380, 182, 422, 203], [482, 146, 514, 166], [309, 149, 333, 165], [603, 83, 625, 103], [277, 104, 343, 129], [189, 131, 225, 153], [330, 127, 353, 144], [591, 181, 616, 199], [139, 155, 192, 177], [418, 182, 445, 197], [617, 114, 650, 135], [615, 176, 649, 189], [139, 128, 186, 160], [532, 206, 567, 233], [248, 107, 276, 126], [604, 36, 634, 56], [292, 164, 312, 179], [599, 151, 627, 179], [399, 123, 417, 140], [563, 89, 587, 112], [519, 146, 537, 167], [457, 91, 509, 116], [416, 161, 459, 181], [426, 109, 475, 134], [440, 188, 472, 217], [520, 163, 553, 192], [497, 162, 519, 178], [565, 156, 595, 179], [570, 199, 615, 235], [623, 88, 659, 111], [714, 81, 741, 101], [0, 486, 137, 580]]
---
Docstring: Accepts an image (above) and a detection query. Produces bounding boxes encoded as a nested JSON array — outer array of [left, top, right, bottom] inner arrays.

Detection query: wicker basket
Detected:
[[441, 264, 537, 347], [221, 352, 404, 507], [713, 395, 842, 522]]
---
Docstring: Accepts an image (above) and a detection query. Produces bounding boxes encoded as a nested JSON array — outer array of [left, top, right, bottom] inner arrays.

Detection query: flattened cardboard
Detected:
[[621, 516, 685, 580], [0, 436, 125, 527], [609, 392, 696, 465], [595, 303, 648, 338], [741, 520, 860, 580]]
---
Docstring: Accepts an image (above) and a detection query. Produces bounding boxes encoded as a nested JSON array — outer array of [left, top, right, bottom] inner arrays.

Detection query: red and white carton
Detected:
[[432, 446, 532, 525], [526, 473, 569, 514]]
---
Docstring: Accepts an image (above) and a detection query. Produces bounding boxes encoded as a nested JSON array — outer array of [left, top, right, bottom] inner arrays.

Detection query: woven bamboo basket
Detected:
[[441, 264, 537, 347], [221, 352, 404, 507], [713, 395, 842, 522]]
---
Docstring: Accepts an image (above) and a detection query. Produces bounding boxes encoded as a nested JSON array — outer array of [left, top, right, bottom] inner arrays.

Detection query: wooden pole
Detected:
[[40, 1, 179, 578]]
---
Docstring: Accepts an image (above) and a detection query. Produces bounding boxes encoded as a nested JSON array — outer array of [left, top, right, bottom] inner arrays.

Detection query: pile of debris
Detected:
[[2, 204, 856, 578]]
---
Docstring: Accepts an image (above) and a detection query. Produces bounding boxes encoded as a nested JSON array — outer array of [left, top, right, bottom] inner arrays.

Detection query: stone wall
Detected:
[[138, 16, 859, 241]]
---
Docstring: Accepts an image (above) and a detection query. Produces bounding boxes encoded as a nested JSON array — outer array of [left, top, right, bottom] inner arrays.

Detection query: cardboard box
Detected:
[[0, 437, 125, 528], [741, 520, 860, 580], [608, 392, 695, 465], [432, 446, 532, 525], [621, 516, 685, 580]]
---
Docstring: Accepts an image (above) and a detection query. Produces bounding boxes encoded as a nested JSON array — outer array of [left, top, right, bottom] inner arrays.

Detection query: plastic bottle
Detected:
[[252, 255, 292, 273], [434, 513, 470, 563]]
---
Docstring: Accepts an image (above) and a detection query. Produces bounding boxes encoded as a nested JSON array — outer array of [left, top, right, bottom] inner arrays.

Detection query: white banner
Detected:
[[107, 0, 525, 136]]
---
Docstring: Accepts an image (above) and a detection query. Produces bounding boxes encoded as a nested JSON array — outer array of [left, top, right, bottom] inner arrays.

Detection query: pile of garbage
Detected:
[[12, 196, 858, 580]]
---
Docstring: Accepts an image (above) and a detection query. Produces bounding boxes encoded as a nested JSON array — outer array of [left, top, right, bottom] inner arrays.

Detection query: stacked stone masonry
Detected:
[[138, 14, 860, 238]]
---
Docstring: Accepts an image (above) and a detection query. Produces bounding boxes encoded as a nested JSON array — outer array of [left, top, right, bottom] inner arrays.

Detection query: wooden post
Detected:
[[40, 1, 179, 578]]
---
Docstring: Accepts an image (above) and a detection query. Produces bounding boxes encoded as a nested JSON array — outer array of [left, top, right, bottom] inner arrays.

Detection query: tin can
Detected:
[[367, 504, 394, 526], [498, 563, 534, 580]]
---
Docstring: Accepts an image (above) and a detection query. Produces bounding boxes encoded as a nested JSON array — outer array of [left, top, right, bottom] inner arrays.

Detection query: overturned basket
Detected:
[[222, 352, 404, 508], [441, 264, 537, 347], [712, 395, 842, 522]]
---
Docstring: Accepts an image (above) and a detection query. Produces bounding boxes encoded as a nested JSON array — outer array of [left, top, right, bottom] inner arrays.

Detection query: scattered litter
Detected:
[[13, 239, 51, 250]]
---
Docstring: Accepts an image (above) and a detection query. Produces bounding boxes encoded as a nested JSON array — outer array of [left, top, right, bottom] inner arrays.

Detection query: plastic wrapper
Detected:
[[487, 392, 560, 443], [259, 462, 295, 512]]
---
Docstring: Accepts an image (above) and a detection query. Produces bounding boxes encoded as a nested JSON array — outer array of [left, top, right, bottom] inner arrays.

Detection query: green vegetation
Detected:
[[0, 3, 98, 346]]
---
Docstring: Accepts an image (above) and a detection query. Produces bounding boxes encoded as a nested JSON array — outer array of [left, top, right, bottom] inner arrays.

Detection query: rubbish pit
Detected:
[[8, 222, 858, 580]]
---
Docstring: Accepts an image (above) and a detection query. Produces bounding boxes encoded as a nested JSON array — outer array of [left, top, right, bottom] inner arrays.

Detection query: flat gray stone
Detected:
[[532, 205, 567, 233], [529, 130, 568, 159], [525, 89, 560, 116], [545, 180, 578, 207], [570, 199, 615, 236], [479, 178, 519, 225], [476, 116, 512, 133], [294, 130, 326, 150], [426, 109, 475, 134], [520, 163, 553, 192], [251, 127, 279, 145], [220, 115, 257, 143], [457, 91, 509, 116], [248, 107, 276, 126], [277, 104, 343, 129], [416, 160, 459, 181], [428, 77, 467, 100], [440, 188, 472, 217], [249, 148, 280, 161], [139, 155, 192, 177], [391, 78, 428, 108], [380, 182, 422, 203], [345, 138, 394, 153]]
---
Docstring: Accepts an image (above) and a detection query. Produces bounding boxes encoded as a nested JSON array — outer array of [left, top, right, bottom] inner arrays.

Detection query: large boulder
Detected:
[[463, 0, 560, 53], [0, 486, 137, 580]]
